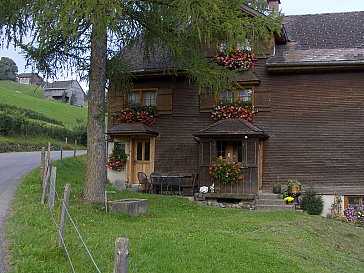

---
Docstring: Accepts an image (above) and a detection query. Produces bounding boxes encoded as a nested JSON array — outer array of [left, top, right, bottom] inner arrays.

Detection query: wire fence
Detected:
[[40, 144, 129, 273]]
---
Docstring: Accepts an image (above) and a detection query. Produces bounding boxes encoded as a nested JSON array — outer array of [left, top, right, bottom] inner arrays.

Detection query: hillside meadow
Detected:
[[5, 155, 364, 272], [0, 80, 87, 128]]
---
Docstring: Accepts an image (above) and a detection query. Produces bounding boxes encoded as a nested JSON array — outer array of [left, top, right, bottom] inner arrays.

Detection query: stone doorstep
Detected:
[[255, 193, 283, 199], [255, 198, 287, 205]]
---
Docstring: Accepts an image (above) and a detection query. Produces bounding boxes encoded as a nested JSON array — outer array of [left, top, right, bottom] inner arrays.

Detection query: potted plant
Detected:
[[287, 179, 301, 194], [272, 183, 281, 194]]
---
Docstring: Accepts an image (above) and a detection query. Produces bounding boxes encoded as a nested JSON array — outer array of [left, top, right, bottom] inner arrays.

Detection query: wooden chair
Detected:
[[137, 172, 151, 193]]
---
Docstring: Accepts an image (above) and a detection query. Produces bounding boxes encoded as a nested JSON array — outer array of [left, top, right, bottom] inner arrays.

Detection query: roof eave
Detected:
[[267, 61, 364, 72]]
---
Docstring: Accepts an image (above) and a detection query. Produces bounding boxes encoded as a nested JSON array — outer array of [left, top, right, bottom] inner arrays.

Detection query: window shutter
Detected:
[[199, 93, 215, 112], [156, 88, 172, 114], [254, 91, 271, 112]]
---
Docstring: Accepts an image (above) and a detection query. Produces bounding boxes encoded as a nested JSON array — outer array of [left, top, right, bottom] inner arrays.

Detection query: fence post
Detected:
[[41, 161, 52, 204], [47, 142, 51, 164], [58, 184, 71, 248], [40, 147, 45, 183], [60, 145, 63, 160], [114, 237, 129, 273], [74, 140, 77, 157], [48, 167, 57, 209]]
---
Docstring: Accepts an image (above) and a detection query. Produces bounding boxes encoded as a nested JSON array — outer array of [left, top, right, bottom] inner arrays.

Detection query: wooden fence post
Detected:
[[114, 237, 129, 273], [47, 142, 51, 165], [74, 140, 77, 157], [40, 147, 45, 183], [60, 145, 63, 160], [48, 167, 57, 209], [41, 161, 52, 204], [58, 184, 71, 248]]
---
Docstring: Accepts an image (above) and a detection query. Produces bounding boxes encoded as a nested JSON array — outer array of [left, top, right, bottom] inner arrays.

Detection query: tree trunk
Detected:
[[84, 23, 107, 203]]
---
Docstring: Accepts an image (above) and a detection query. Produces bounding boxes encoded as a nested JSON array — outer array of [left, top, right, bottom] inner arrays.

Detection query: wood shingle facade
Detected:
[[107, 5, 364, 213]]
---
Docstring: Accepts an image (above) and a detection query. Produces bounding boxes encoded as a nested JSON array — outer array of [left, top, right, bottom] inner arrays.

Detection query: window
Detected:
[[136, 141, 150, 161], [128, 90, 156, 106], [219, 87, 253, 103], [238, 88, 253, 102], [215, 140, 257, 167], [344, 196, 364, 208]]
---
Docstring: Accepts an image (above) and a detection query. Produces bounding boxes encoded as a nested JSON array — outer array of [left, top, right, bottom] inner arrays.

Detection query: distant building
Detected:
[[44, 80, 85, 107], [18, 73, 43, 85]]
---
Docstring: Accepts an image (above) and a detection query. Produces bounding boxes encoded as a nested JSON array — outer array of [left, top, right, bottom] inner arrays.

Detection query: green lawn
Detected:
[[5, 156, 364, 272], [0, 80, 87, 128]]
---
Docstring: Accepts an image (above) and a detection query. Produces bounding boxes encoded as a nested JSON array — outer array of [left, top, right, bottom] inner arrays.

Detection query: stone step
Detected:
[[255, 198, 287, 205], [255, 193, 282, 200], [254, 204, 295, 211]]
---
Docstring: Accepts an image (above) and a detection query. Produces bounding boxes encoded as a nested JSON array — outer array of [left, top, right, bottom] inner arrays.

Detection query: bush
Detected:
[[300, 186, 324, 215]]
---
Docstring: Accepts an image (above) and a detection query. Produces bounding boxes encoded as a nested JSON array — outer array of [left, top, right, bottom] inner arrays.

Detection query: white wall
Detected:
[[321, 195, 344, 217]]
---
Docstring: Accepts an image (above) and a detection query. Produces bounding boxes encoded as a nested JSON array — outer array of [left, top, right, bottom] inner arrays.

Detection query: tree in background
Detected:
[[0, 0, 282, 203], [0, 57, 18, 81]]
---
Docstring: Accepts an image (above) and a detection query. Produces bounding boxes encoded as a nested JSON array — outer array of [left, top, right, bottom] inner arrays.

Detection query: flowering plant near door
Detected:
[[107, 145, 128, 172], [209, 158, 244, 184]]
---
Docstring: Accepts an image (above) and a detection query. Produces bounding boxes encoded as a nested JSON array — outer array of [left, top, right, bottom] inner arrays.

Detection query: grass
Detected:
[[5, 156, 364, 272], [0, 80, 87, 128]]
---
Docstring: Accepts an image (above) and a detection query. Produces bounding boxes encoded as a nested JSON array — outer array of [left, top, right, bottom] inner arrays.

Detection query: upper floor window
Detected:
[[219, 87, 253, 103], [128, 90, 156, 106]]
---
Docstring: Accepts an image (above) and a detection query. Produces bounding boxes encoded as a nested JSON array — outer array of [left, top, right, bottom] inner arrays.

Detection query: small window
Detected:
[[144, 92, 156, 106], [218, 87, 254, 104], [238, 88, 253, 102], [344, 196, 364, 208], [128, 90, 156, 106], [137, 142, 143, 161], [144, 141, 150, 161], [128, 93, 140, 104], [217, 141, 227, 158], [220, 91, 234, 103], [201, 142, 211, 166]]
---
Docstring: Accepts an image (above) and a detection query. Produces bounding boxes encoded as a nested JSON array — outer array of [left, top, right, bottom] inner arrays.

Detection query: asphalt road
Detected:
[[0, 150, 86, 273]]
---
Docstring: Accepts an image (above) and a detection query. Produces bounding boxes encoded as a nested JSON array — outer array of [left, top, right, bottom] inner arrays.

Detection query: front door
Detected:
[[132, 138, 154, 183]]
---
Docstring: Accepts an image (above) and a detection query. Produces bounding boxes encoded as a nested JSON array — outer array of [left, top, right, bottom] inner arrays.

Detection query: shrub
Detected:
[[300, 186, 324, 215]]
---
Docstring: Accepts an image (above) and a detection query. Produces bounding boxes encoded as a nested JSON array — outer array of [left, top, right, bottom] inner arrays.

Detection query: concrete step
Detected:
[[255, 193, 282, 200], [255, 198, 286, 205], [254, 204, 295, 211]]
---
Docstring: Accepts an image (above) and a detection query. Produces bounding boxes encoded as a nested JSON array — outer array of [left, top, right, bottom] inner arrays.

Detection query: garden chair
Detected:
[[150, 172, 164, 194], [166, 173, 182, 195], [137, 172, 151, 193]]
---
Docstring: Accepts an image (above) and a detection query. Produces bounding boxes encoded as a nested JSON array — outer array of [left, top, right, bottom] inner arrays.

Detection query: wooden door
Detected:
[[132, 139, 153, 183]]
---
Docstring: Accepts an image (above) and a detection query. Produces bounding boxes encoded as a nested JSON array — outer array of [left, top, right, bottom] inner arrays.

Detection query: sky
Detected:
[[1, 0, 364, 91]]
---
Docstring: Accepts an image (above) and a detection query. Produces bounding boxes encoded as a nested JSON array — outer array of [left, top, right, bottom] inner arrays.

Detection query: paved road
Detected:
[[0, 150, 86, 273]]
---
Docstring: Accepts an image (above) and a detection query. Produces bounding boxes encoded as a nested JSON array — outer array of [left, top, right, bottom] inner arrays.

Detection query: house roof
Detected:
[[18, 73, 40, 78], [119, 38, 178, 73], [267, 11, 364, 68], [44, 80, 84, 93], [107, 122, 159, 136], [194, 118, 268, 138]]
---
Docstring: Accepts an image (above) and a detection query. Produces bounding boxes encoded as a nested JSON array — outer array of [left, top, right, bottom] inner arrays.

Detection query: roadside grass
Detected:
[[5, 156, 364, 272], [0, 80, 87, 128]]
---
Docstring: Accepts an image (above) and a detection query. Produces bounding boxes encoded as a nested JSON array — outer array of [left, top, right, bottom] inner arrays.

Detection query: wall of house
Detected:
[[19, 78, 30, 84], [69, 81, 84, 107], [108, 60, 364, 196], [252, 61, 364, 195]]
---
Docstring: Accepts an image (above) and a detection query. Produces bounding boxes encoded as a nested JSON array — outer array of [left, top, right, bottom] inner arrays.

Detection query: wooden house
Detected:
[[44, 80, 85, 106], [107, 1, 364, 214], [18, 73, 43, 85]]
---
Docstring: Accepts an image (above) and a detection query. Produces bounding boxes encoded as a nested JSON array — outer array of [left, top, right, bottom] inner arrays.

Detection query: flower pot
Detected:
[[288, 184, 301, 194], [272, 184, 281, 194]]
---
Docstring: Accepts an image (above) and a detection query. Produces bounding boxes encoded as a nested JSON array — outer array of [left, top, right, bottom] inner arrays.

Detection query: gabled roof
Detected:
[[194, 118, 268, 138], [267, 11, 364, 69], [18, 73, 40, 78], [107, 122, 159, 136], [44, 80, 84, 93]]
